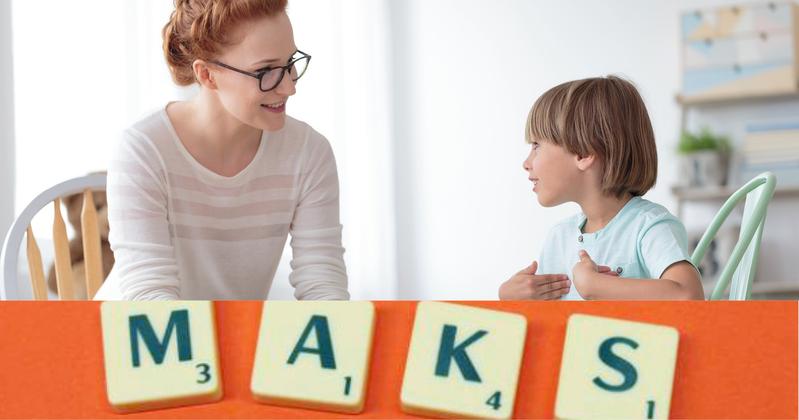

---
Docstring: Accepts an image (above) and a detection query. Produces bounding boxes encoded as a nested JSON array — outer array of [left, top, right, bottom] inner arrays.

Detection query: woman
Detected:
[[95, 0, 348, 300]]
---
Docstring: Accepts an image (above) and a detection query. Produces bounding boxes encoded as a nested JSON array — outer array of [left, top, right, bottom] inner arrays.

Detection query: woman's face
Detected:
[[211, 12, 299, 132], [522, 139, 582, 207]]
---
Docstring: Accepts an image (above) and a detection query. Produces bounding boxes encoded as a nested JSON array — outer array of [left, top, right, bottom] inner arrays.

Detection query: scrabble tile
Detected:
[[555, 314, 680, 419], [400, 302, 527, 419], [250, 301, 376, 414], [99, 301, 223, 413]]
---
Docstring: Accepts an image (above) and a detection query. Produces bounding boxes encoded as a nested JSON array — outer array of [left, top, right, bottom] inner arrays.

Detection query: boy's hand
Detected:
[[572, 250, 619, 298], [499, 261, 571, 300]]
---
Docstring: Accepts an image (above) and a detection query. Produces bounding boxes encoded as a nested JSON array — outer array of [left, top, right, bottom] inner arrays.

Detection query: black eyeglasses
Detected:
[[210, 50, 311, 92]]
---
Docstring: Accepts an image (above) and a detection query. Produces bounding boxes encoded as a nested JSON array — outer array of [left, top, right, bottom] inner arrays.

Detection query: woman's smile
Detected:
[[261, 100, 286, 113]]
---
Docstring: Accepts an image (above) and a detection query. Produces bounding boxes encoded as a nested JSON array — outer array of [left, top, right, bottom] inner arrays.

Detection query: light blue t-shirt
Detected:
[[537, 196, 693, 300]]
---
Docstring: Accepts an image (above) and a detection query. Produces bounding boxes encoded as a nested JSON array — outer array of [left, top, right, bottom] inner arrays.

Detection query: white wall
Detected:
[[0, 0, 14, 241], [10, 1, 196, 240], [8, 0, 398, 300], [7, 0, 795, 300], [11, 1, 188, 218], [389, 0, 793, 299]]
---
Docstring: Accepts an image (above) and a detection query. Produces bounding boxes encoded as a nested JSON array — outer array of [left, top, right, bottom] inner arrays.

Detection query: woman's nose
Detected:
[[275, 72, 297, 96]]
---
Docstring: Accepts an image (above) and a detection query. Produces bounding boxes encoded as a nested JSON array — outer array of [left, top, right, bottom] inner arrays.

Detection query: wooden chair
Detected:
[[1, 173, 107, 300]]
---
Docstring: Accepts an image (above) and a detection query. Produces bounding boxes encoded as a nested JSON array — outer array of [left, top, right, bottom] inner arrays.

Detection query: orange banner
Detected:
[[0, 301, 795, 418]]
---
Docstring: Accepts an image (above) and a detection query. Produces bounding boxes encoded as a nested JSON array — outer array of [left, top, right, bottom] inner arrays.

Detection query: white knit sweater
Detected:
[[93, 106, 349, 300]]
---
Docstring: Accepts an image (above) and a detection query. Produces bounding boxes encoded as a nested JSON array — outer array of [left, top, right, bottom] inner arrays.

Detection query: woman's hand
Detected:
[[499, 261, 571, 300]]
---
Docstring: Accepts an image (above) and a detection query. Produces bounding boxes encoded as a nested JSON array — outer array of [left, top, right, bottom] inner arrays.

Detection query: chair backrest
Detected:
[[1, 173, 107, 300], [691, 172, 777, 300]]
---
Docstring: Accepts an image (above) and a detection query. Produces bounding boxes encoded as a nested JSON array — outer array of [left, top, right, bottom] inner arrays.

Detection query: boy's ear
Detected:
[[575, 154, 596, 172]]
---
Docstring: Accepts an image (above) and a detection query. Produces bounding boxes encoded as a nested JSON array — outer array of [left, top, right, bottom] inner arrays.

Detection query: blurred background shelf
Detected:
[[673, 184, 799, 212], [677, 90, 799, 107], [702, 278, 799, 299], [674, 1, 799, 300]]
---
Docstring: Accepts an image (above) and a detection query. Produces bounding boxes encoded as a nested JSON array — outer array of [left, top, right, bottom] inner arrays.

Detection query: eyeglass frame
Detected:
[[209, 50, 311, 92]]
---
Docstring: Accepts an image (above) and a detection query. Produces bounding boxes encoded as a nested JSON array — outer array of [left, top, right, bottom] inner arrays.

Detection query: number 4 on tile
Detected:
[[486, 391, 502, 410], [400, 302, 527, 419]]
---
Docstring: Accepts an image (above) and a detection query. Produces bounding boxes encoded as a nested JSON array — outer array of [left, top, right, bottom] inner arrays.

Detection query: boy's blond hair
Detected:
[[525, 75, 657, 198]]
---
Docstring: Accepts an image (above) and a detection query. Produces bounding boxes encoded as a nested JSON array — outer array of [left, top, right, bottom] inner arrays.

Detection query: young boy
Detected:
[[499, 76, 704, 300]]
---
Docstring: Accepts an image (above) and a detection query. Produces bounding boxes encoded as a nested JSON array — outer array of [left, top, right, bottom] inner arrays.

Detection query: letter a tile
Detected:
[[250, 301, 376, 414], [555, 314, 680, 419], [400, 302, 527, 419], [100, 301, 223, 413]]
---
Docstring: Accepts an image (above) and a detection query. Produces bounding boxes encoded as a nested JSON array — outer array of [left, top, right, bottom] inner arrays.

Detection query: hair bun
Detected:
[[161, 0, 288, 86]]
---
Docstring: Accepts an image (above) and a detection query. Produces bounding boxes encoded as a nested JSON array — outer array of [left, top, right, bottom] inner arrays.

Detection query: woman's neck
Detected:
[[577, 189, 634, 234], [167, 91, 263, 177], [185, 90, 262, 156]]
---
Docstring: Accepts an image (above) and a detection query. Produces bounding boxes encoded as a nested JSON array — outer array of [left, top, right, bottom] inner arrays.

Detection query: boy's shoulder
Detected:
[[626, 197, 681, 226], [544, 197, 682, 237], [620, 197, 687, 242], [546, 198, 681, 236]]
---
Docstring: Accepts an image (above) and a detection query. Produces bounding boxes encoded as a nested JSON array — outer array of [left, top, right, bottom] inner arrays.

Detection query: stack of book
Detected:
[[739, 121, 799, 186]]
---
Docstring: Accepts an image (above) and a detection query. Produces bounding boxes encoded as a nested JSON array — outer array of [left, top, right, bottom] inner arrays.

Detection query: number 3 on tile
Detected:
[[485, 391, 501, 410], [196, 363, 212, 384]]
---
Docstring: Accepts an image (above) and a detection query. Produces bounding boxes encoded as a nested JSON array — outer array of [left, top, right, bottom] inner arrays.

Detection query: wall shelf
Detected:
[[673, 84, 799, 300], [672, 184, 799, 201], [752, 280, 799, 296], [672, 185, 799, 220], [676, 90, 799, 107], [703, 279, 799, 299]]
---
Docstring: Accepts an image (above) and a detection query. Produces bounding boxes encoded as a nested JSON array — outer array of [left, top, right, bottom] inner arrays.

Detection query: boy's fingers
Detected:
[[597, 265, 620, 276], [535, 279, 570, 294], [531, 274, 569, 284], [519, 274, 562, 285], [518, 260, 538, 275], [597, 265, 619, 277], [540, 286, 570, 300]]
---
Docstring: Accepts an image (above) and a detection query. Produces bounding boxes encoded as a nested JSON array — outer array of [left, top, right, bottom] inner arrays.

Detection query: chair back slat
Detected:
[[81, 189, 104, 299], [727, 189, 767, 300], [700, 172, 777, 300], [52, 198, 75, 300], [25, 226, 48, 300], [2, 173, 107, 300]]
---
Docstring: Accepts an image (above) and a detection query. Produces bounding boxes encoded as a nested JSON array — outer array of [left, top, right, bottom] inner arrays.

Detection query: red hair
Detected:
[[163, 0, 289, 86]]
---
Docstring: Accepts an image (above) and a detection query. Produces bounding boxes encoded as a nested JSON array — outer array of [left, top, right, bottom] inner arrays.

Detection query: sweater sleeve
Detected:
[[288, 131, 350, 300], [105, 129, 180, 300]]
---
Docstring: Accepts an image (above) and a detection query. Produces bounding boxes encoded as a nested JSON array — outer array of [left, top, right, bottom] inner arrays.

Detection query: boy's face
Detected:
[[523, 139, 583, 207]]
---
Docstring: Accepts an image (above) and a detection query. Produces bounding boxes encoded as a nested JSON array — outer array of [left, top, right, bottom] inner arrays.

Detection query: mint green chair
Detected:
[[691, 172, 777, 300]]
